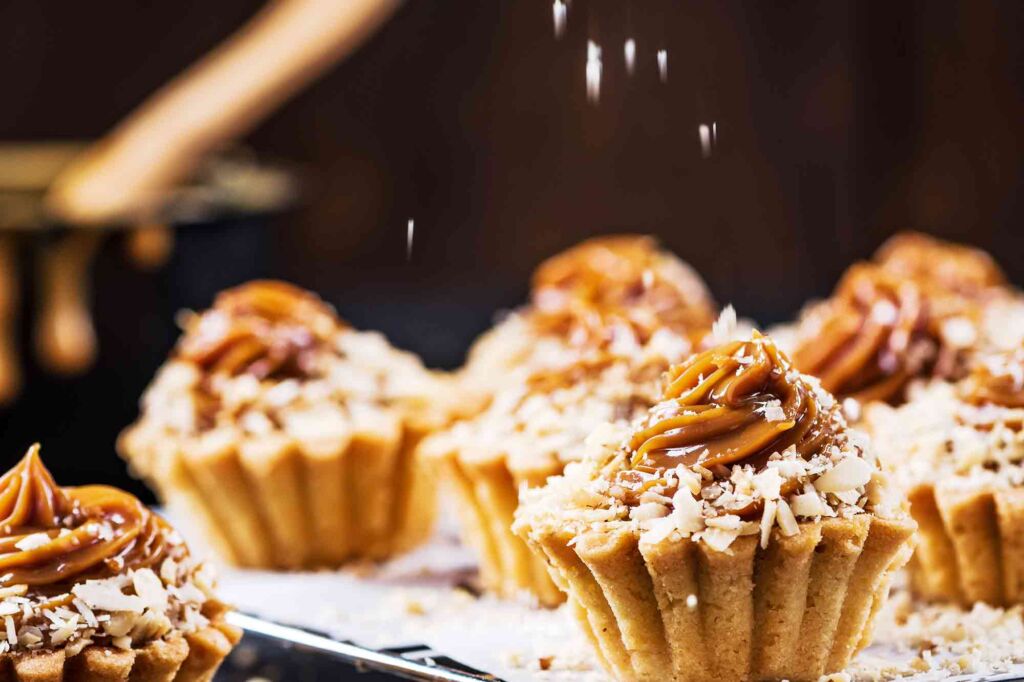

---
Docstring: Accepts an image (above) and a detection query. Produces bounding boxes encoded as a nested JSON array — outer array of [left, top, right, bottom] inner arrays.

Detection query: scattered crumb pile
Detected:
[[848, 580, 1024, 681]]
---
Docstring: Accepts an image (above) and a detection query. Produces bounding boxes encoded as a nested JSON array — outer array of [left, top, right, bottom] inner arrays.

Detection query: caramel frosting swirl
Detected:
[[177, 280, 342, 380], [0, 446, 176, 587], [962, 347, 1024, 408], [874, 232, 1006, 296], [529, 235, 716, 347], [792, 234, 1005, 403], [792, 264, 932, 403], [628, 333, 840, 478]]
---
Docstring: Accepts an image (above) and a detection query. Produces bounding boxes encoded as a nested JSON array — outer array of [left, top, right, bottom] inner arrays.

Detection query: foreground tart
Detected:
[[462, 235, 716, 393], [428, 237, 716, 604], [120, 280, 462, 569], [866, 346, 1024, 606], [514, 332, 916, 681], [0, 445, 239, 681], [786, 232, 1014, 406]]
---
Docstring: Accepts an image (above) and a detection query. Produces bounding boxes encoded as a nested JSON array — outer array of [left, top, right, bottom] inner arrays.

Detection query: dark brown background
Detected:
[[0, 0, 1022, 493]]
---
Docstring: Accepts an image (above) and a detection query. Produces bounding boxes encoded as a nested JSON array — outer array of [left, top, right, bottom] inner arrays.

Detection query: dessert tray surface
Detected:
[[203, 517, 1024, 682]]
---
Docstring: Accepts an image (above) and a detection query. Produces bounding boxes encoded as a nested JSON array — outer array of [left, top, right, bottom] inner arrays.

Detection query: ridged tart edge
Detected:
[[420, 436, 564, 606], [516, 514, 915, 682], [1, 615, 240, 682], [907, 481, 1024, 607], [119, 417, 436, 570]]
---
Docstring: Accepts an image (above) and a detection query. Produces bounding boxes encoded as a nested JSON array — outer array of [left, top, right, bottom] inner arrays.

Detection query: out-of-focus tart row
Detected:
[[103, 231, 1024, 682], [775, 233, 1024, 610], [120, 281, 475, 570], [0, 445, 238, 681]]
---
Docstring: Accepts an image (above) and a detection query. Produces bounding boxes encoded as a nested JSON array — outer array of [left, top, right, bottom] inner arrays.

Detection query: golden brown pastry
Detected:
[[866, 345, 1024, 606], [0, 445, 239, 681], [427, 237, 716, 604], [789, 232, 1014, 405], [514, 331, 915, 681], [120, 280, 466, 569]]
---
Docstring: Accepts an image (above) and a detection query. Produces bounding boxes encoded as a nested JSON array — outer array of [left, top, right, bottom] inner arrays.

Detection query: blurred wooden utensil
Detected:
[[0, 236, 20, 402], [34, 232, 102, 375], [46, 0, 401, 226], [0, 0, 399, 401]]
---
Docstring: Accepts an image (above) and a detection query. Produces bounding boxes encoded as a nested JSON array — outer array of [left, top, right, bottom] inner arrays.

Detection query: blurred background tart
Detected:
[[120, 280, 468, 569], [779, 232, 1023, 408], [866, 345, 1024, 607], [460, 234, 717, 395], [424, 236, 716, 604]]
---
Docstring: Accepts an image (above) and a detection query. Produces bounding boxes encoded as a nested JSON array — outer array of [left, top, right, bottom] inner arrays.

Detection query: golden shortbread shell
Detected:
[[120, 418, 436, 570], [907, 481, 1024, 606], [518, 515, 915, 681], [423, 441, 565, 606]]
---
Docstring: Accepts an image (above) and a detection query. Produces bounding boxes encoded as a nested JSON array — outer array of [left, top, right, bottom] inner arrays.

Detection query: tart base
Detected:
[[1, 619, 240, 682], [518, 515, 915, 681], [120, 418, 437, 570], [908, 481, 1024, 606]]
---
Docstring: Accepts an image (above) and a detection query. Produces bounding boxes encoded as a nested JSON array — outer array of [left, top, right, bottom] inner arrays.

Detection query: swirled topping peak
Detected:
[[0, 446, 178, 587], [529, 235, 716, 346], [962, 347, 1024, 408], [791, 234, 1005, 404], [792, 264, 932, 403], [177, 280, 343, 380], [627, 332, 842, 482], [874, 232, 1006, 296]]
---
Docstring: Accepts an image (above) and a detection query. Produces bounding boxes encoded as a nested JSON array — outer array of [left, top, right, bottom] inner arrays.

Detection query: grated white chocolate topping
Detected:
[[515, 330, 906, 553], [0, 557, 218, 655], [434, 332, 687, 476], [136, 328, 458, 449], [867, 379, 1024, 491]]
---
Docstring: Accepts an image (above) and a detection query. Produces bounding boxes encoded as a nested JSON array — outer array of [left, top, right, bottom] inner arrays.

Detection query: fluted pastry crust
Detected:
[[520, 515, 913, 681], [430, 444, 564, 605], [121, 281, 462, 569], [0, 617, 240, 682]]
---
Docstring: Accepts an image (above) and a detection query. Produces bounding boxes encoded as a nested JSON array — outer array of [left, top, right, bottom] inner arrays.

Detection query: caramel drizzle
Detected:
[[0, 446, 174, 587], [628, 333, 839, 476], [792, 265, 933, 404], [529, 236, 715, 347], [177, 280, 342, 380], [791, 233, 1006, 403]]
